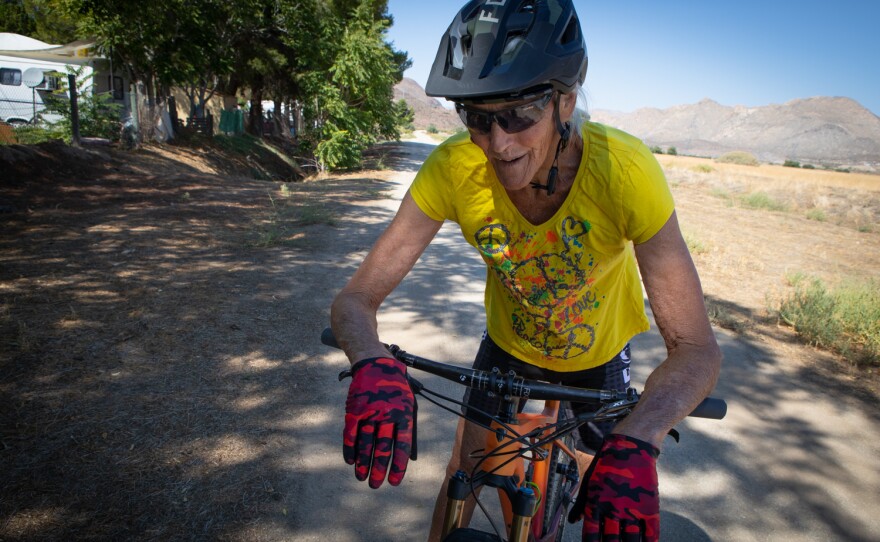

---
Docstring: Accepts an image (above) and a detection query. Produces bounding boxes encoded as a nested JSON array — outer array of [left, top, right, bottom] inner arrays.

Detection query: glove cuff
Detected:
[[605, 433, 660, 459], [350, 356, 406, 375]]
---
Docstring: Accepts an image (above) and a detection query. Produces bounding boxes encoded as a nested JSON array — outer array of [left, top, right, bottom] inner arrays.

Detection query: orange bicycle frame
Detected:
[[442, 398, 579, 542]]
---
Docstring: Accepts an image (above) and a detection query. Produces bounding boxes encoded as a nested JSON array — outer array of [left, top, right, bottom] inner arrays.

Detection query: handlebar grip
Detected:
[[321, 327, 340, 349], [689, 397, 727, 419]]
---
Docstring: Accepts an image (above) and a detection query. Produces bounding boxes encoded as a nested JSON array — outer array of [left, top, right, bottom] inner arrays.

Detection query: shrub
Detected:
[[778, 276, 880, 366], [396, 99, 415, 131], [783, 160, 801, 168], [740, 191, 787, 211], [9, 125, 61, 145], [716, 151, 759, 166], [683, 232, 708, 254], [43, 67, 123, 142], [806, 208, 826, 222], [649, 146, 663, 154], [426, 124, 439, 134], [691, 164, 715, 173], [667, 146, 678, 156], [315, 128, 363, 170], [802, 164, 815, 169]]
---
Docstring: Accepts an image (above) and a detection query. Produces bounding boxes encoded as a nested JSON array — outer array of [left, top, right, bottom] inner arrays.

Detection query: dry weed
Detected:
[[659, 155, 880, 232]]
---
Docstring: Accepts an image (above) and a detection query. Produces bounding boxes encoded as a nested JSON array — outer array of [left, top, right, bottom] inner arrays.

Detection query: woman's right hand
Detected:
[[343, 356, 416, 489]]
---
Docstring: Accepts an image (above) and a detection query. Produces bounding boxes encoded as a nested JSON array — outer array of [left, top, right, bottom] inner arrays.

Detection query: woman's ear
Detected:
[[559, 91, 578, 122]]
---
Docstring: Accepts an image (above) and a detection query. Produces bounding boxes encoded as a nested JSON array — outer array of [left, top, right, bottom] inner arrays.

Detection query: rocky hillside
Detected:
[[393, 78, 461, 133], [591, 97, 880, 171], [394, 77, 880, 172]]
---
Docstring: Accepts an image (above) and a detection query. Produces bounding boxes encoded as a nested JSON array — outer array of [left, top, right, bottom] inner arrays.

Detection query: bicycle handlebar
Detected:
[[321, 327, 726, 419]]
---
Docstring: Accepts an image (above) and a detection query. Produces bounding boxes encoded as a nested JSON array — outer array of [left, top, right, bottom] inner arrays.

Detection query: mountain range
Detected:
[[394, 78, 880, 172]]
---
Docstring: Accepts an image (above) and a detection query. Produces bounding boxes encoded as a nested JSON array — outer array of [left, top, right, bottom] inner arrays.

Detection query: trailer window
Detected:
[[44, 74, 62, 90], [0, 68, 22, 86]]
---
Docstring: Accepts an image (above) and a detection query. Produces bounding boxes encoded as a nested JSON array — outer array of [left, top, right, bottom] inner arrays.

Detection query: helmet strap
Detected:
[[531, 93, 571, 196]]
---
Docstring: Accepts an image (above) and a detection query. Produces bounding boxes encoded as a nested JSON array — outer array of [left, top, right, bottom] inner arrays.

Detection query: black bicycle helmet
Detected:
[[425, 0, 588, 102]]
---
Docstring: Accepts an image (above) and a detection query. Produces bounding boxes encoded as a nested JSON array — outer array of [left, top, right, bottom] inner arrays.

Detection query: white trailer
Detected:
[[0, 33, 123, 126], [0, 33, 76, 125]]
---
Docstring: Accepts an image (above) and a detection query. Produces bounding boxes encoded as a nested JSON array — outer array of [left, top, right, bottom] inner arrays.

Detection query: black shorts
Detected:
[[462, 332, 632, 453]]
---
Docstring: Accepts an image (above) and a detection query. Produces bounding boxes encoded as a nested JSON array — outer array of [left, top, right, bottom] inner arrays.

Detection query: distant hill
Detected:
[[591, 97, 880, 172], [393, 79, 880, 172], [393, 78, 461, 133]]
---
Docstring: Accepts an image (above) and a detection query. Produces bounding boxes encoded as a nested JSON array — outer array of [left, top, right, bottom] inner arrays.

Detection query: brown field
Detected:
[[652, 153, 879, 374], [656, 154, 880, 235], [657, 154, 880, 191]]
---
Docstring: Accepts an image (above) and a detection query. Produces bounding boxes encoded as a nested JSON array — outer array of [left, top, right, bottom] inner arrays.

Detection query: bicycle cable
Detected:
[[413, 380, 632, 542], [414, 384, 526, 541]]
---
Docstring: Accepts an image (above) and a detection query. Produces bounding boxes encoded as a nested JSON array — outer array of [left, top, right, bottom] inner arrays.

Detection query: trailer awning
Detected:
[[0, 35, 100, 66]]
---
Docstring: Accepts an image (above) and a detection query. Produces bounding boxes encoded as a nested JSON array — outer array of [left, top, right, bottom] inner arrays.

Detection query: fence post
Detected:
[[168, 96, 178, 132], [68, 73, 81, 146], [129, 83, 139, 133]]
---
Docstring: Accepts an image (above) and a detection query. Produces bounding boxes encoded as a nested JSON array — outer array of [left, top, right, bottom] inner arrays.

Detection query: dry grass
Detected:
[[658, 155, 880, 191], [659, 155, 880, 233], [666, 153, 880, 375]]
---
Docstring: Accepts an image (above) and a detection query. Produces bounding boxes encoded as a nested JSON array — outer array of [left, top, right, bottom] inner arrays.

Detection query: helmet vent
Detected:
[[502, 34, 524, 55], [560, 15, 580, 45], [518, 0, 536, 13], [462, 3, 482, 22]]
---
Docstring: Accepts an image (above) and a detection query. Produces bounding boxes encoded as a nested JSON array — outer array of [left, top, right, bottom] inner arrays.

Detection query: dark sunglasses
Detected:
[[455, 92, 554, 134]]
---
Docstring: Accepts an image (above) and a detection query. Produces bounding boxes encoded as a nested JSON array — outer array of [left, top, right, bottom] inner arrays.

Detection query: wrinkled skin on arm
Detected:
[[569, 211, 721, 542], [331, 191, 443, 363], [331, 191, 442, 487], [616, 210, 722, 447]]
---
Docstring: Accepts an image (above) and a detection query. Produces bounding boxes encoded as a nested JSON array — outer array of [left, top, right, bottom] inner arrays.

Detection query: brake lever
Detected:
[[590, 394, 682, 443]]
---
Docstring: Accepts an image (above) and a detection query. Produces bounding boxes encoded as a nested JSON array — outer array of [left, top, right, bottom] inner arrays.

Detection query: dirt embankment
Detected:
[[0, 138, 406, 540]]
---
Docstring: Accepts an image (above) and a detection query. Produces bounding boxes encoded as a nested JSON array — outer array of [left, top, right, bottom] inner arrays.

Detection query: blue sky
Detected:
[[385, 1, 880, 116]]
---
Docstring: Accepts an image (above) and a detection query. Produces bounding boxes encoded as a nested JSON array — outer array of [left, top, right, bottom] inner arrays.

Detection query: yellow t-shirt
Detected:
[[410, 122, 674, 371]]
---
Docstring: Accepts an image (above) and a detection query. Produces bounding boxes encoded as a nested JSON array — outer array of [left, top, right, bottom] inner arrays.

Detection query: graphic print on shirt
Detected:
[[475, 216, 600, 360]]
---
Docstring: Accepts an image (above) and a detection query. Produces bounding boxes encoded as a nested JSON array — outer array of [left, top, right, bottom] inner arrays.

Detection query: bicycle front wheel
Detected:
[[443, 527, 503, 541]]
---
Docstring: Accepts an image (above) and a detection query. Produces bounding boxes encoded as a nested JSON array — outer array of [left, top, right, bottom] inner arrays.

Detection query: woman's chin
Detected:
[[492, 161, 534, 191]]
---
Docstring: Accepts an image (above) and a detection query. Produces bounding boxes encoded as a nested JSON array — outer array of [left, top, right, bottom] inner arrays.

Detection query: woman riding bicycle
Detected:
[[330, 1, 722, 540]]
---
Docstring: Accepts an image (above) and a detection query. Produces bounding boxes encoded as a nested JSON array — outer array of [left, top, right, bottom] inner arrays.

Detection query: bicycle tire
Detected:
[[540, 406, 578, 542], [443, 527, 503, 541]]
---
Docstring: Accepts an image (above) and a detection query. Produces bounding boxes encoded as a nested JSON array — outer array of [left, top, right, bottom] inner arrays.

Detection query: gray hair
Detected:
[[569, 86, 590, 134]]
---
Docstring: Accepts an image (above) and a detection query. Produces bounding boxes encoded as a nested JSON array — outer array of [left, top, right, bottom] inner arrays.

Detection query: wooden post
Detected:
[[68, 73, 81, 146], [129, 83, 139, 133], [168, 96, 179, 132]]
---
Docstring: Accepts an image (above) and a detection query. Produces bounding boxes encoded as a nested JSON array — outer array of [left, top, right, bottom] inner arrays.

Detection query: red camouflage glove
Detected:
[[568, 433, 660, 542], [343, 357, 416, 489]]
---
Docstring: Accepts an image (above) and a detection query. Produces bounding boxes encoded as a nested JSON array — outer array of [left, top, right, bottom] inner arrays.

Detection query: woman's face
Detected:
[[466, 92, 576, 192]]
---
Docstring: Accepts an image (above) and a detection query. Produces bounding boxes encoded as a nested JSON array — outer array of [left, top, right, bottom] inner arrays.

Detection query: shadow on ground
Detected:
[[1, 141, 877, 541]]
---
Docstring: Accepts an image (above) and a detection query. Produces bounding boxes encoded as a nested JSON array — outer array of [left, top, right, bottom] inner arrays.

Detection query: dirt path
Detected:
[[1, 136, 878, 541]]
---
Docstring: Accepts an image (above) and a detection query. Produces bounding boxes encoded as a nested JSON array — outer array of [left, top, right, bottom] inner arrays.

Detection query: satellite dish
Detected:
[[22, 68, 45, 88]]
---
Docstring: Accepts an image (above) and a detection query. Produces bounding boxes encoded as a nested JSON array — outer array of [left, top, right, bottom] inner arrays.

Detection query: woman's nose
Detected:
[[487, 120, 513, 153]]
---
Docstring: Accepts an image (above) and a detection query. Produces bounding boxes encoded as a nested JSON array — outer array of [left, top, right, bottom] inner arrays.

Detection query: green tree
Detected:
[[0, 1, 37, 35], [32, 0, 409, 170], [63, 0, 236, 104], [396, 99, 414, 131], [0, 1, 77, 43], [304, 0, 410, 169]]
